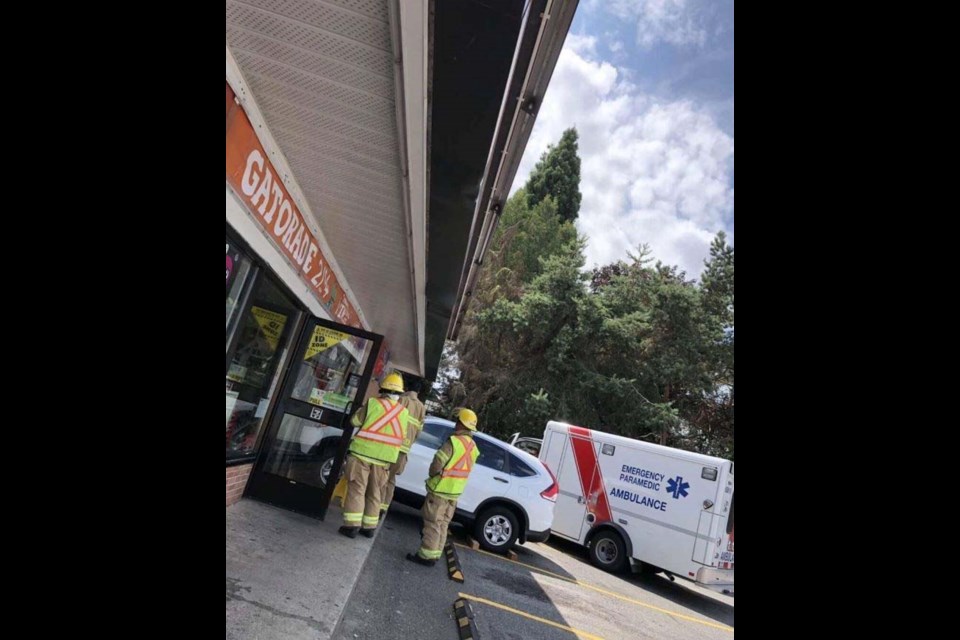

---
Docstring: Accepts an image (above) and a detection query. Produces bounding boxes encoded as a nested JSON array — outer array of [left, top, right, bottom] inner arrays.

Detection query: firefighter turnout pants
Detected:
[[342, 454, 389, 531], [417, 490, 458, 561], [380, 452, 408, 511]]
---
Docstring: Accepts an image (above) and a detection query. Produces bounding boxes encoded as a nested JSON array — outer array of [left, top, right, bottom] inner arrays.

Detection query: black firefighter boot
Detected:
[[406, 553, 437, 567], [338, 526, 359, 539], [360, 527, 377, 538]]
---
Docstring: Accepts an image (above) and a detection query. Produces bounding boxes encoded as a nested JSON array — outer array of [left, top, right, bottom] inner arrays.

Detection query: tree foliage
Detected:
[[526, 128, 583, 222], [448, 130, 734, 459]]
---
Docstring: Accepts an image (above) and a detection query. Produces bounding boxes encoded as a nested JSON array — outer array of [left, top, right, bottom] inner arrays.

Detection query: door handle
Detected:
[[577, 496, 585, 504], [494, 477, 509, 483]]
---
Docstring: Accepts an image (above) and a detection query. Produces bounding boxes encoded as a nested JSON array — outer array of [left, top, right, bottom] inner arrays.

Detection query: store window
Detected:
[[288, 326, 374, 414], [226, 275, 302, 461], [226, 238, 253, 330]]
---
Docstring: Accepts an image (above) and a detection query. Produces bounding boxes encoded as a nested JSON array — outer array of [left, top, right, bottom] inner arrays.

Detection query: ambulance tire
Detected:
[[589, 530, 628, 573], [474, 505, 520, 553]]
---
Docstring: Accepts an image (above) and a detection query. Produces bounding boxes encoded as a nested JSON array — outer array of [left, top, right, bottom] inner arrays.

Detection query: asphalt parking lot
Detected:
[[333, 503, 734, 640]]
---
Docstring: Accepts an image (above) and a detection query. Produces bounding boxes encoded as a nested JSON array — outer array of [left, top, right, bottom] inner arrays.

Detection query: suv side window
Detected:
[[508, 454, 537, 477], [416, 421, 453, 450], [475, 438, 507, 472]]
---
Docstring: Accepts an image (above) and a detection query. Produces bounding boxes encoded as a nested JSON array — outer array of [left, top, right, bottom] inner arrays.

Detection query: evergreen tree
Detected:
[[526, 128, 583, 222], [452, 124, 734, 459]]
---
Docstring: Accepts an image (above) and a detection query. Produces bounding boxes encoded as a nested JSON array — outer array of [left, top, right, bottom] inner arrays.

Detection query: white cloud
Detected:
[[565, 33, 598, 57], [609, 0, 708, 50], [511, 43, 733, 279]]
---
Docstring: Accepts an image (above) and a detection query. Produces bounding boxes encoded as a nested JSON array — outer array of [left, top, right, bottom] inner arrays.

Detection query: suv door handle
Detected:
[[494, 477, 509, 483]]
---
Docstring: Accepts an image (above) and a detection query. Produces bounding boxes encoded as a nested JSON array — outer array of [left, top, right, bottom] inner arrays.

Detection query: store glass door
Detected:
[[246, 316, 383, 518]]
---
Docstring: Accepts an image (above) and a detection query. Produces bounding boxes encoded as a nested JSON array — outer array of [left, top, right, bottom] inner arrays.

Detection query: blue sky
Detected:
[[511, 0, 734, 280]]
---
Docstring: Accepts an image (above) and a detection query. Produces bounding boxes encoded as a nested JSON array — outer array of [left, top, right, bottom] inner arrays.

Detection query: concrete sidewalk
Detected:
[[226, 499, 381, 640]]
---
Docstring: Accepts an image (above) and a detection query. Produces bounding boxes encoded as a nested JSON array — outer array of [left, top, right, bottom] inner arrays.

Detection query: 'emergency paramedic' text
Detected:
[[619, 465, 664, 491]]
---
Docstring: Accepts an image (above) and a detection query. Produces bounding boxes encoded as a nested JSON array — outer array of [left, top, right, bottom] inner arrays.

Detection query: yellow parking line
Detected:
[[458, 592, 605, 640], [454, 543, 733, 633]]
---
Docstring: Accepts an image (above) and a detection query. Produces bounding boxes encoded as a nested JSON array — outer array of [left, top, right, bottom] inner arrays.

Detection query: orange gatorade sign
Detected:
[[226, 81, 361, 328]]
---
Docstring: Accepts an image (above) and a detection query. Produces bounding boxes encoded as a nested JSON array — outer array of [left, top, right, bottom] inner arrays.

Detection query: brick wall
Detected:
[[226, 463, 253, 506]]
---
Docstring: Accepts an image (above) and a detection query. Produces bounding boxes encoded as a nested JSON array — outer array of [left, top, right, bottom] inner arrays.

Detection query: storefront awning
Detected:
[[227, 0, 427, 374], [227, 0, 576, 380], [424, 0, 578, 379]]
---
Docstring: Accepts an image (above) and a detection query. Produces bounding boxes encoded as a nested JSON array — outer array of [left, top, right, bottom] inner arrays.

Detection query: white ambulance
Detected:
[[539, 421, 734, 592]]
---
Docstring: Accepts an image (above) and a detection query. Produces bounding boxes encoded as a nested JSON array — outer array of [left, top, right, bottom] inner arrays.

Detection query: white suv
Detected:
[[394, 417, 557, 553]]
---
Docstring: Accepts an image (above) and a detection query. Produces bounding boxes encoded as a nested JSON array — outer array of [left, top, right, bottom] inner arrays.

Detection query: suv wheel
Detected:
[[474, 505, 520, 554], [316, 447, 337, 488]]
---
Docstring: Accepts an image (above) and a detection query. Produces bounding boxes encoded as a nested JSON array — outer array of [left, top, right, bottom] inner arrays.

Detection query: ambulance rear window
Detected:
[[726, 491, 735, 534]]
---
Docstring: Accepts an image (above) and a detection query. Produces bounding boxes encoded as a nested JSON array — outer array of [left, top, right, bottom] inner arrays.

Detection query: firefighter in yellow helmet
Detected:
[[407, 408, 479, 566], [379, 376, 427, 520], [339, 372, 411, 539]]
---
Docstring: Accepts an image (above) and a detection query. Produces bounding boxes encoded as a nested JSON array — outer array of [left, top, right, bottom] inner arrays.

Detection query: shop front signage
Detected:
[[226, 81, 362, 329]]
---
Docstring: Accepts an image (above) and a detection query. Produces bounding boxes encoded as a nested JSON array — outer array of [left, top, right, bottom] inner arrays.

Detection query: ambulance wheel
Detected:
[[475, 506, 519, 553], [589, 530, 628, 573]]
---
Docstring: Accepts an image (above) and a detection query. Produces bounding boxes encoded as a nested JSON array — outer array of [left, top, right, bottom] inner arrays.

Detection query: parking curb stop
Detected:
[[453, 598, 479, 640], [445, 541, 465, 583]]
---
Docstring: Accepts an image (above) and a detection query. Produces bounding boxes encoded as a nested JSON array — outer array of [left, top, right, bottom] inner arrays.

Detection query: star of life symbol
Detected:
[[666, 475, 690, 499]]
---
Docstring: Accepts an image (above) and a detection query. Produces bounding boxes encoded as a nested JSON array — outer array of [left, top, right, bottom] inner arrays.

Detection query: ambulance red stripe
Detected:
[[568, 426, 612, 524]]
